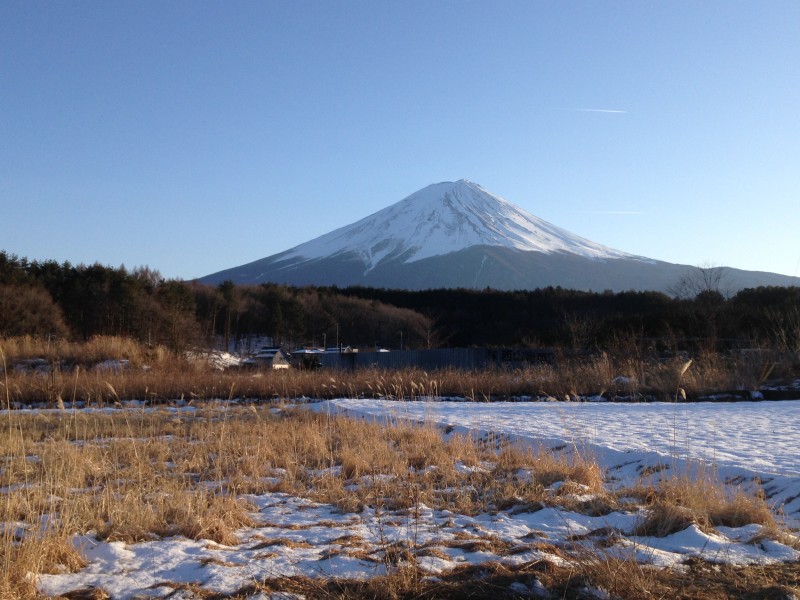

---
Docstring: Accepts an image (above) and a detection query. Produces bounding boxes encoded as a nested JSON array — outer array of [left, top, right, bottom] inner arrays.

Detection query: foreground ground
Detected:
[[0, 399, 797, 599]]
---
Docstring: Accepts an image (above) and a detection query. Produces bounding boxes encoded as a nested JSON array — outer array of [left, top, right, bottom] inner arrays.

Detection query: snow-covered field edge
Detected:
[[316, 398, 800, 527]]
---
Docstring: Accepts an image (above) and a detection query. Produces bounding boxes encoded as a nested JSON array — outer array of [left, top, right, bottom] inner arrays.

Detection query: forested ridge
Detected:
[[2, 250, 799, 353]]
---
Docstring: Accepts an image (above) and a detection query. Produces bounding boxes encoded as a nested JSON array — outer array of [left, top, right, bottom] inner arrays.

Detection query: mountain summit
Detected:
[[280, 179, 636, 270], [200, 180, 798, 292]]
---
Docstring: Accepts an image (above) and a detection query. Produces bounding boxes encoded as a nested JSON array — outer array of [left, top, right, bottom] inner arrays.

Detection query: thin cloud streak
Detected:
[[561, 108, 628, 114], [587, 210, 644, 215]]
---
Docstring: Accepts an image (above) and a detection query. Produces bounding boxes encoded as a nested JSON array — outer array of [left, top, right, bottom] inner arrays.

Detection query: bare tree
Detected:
[[767, 305, 800, 353], [563, 313, 600, 350], [668, 262, 729, 299]]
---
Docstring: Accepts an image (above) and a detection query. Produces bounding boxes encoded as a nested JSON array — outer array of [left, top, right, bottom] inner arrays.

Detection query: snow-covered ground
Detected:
[[34, 399, 800, 599], [320, 399, 800, 523], [320, 399, 800, 476], [38, 492, 798, 599]]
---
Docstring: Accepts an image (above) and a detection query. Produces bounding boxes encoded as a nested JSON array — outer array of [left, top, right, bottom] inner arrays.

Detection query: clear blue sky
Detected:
[[2, 1, 799, 280]]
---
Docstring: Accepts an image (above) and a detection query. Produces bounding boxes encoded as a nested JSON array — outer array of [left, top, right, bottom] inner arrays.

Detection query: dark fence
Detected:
[[316, 347, 554, 371]]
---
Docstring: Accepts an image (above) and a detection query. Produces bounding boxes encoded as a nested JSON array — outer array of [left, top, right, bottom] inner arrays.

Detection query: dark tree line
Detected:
[[0, 252, 432, 351], [333, 285, 800, 353], [2, 251, 799, 354]]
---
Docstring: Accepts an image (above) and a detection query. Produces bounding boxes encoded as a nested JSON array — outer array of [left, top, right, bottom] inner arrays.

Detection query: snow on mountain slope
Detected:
[[198, 179, 800, 291], [280, 180, 639, 271]]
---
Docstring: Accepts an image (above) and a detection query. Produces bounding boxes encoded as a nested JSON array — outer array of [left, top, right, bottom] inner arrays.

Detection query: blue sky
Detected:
[[2, 1, 799, 280]]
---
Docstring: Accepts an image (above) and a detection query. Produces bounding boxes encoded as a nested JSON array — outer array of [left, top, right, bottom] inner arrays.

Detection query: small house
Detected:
[[243, 346, 291, 370]]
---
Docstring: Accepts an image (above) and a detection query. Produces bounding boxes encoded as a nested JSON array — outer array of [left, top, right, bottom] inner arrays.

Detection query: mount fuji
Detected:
[[200, 180, 799, 292]]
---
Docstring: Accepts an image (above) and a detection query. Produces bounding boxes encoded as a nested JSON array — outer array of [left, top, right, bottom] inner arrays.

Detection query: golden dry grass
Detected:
[[2, 335, 792, 408], [630, 471, 777, 538], [0, 405, 607, 598]]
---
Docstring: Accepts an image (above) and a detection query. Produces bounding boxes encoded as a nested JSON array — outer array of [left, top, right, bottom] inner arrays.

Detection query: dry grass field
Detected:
[[1, 335, 793, 407], [1, 336, 799, 598]]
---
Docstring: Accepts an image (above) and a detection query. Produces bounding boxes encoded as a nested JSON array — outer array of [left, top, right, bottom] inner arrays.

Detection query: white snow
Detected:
[[279, 180, 639, 270], [185, 350, 243, 371], [319, 399, 800, 526], [24, 398, 800, 598], [319, 399, 800, 477], [37, 490, 799, 599]]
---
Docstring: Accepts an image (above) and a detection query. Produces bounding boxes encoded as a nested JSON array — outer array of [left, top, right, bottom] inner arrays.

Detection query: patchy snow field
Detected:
[[320, 399, 800, 523], [33, 399, 800, 599]]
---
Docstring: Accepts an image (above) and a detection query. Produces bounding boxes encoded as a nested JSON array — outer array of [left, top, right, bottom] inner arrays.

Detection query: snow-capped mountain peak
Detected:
[[281, 179, 635, 271], [200, 180, 800, 292]]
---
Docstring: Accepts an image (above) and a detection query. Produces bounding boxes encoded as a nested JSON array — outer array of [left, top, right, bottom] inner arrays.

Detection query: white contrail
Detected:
[[561, 108, 628, 114], [587, 211, 644, 215]]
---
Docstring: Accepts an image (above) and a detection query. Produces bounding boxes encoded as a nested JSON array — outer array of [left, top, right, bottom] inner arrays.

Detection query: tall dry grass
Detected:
[[0, 335, 165, 366], [1, 336, 793, 407], [0, 405, 597, 597], [629, 470, 776, 538]]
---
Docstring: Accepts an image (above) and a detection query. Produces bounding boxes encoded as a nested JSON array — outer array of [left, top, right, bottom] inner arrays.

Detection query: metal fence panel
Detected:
[[315, 348, 554, 371]]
